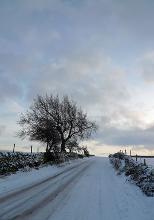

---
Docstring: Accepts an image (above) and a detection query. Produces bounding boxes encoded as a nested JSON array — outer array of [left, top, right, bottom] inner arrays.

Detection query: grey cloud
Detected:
[[0, 0, 154, 151], [138, 52, 154, 82], [0, 73, 22, 102], [95, 124, 154, 149], [1, 0, 154, 59], [0, 125, 6, 136], [25, 48, 129, 110]]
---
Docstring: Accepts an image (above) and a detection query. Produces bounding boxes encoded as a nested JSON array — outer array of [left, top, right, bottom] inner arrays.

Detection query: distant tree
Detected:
[[18, 94, 97, 152], [66, 139, 79, 153], [76, 145, 89, 156], [82, 146, 90, 157]]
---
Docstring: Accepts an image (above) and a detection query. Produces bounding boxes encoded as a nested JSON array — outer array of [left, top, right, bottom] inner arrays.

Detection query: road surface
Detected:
[[0, 157, 153, 220]]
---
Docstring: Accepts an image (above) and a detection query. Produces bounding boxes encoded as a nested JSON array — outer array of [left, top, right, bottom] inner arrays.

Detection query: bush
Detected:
[[109, 152, 154, 196], [78, 154, 84, 159], [43, 151, 55, 163], [142, 182, 154, 196], [0, 152, 44, 175], [112, 152, 125, 160], [43, 151, 68, 164]]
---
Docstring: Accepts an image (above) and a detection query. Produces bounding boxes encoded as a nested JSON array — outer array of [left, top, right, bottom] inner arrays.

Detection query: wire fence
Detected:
[[0, 144, 43, 153]]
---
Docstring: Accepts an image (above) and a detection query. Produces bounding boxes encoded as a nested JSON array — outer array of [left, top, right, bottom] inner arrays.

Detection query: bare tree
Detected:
[[18, 102, 61, 152], [18, 94, 97, 152]]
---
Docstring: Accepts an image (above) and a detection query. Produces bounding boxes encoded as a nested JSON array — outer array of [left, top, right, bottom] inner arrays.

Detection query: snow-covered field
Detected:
[[0, 157, 153, 220], [137, 157, 154, 168]]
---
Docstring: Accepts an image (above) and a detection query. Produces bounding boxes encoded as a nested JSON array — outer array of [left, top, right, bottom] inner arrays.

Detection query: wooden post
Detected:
[[136, 154, 137, 162], [31, 145, 32, 153], [130, 150, 131, 156], [13, 144, 15, 153], [125, 149, 126, 154], [144, 159, 146, 166]]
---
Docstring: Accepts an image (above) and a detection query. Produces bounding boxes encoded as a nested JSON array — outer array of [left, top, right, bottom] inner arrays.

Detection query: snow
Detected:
[[0, 158, 88, 197], [137, 157, 154, 168], [0, 157, 154, 220], [49, 157, 154, 220]]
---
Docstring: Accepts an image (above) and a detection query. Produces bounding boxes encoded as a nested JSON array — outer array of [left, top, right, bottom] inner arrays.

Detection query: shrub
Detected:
[[0, 152, 44, 175], [109, 152, 154, 196], [112, 152, 125, 160]]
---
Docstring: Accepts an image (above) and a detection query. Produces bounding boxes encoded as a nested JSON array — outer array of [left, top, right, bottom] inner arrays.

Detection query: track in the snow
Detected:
[[0, 159, 93, 220]]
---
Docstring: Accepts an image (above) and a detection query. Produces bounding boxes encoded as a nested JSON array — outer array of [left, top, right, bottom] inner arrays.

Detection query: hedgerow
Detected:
[[109, 152, 154, 197]]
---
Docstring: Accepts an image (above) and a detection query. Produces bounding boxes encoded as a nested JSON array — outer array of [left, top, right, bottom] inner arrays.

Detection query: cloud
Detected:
[[0, 125, 6, 136], [0, 73, 22, 102], [94, 123, 154, 149], [26, 47, 128, 108], [138, 52, 154, 82], [0, 0, 154, 153]]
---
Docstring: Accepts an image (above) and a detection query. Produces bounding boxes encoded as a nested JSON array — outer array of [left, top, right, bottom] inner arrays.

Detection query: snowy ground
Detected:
[[0, 157, 153, 220], [136, 157, 154, 168], [0, 158, 87, 196]]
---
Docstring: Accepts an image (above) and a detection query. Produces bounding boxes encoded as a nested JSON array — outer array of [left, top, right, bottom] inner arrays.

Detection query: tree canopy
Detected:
[[18, 94, 97, 152]]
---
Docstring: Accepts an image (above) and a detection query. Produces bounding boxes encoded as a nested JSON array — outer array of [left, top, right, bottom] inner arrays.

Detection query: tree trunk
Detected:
[[46, 142, 49, 152], [61, 140, 66, 152]]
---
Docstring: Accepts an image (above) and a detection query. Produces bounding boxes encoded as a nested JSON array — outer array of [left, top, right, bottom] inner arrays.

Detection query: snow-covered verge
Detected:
[[0, 157, 153, 220], [0, 151, 90, 176], [109, 152, 154, 196], [0, 157, 89, 197], [0, 152, 44, 175], [136, 157, 154, 168]]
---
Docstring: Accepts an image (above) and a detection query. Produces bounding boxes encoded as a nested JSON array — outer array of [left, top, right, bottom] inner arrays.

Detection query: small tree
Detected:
[[18, 94, 97, 152], [66, 139, 79, 153], [83, 146, 90, 157]]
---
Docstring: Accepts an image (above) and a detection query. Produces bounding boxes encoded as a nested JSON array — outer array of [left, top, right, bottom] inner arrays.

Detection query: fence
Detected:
[[0, 144, 36, 154]]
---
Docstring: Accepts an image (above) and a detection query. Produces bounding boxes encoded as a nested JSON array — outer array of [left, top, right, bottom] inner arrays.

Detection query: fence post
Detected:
[[144, 159, 146, 166], [130, 150, 131, 156], [125, 149, 126, 154], [13, 144, 15, 153], [136, 154, 138, 162], [31, 145, 33, 153]]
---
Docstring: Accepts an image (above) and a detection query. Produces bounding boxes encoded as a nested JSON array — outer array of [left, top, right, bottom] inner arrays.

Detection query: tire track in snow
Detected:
[[0, 165, 85, 216], [0, 160, 93, 220], [0, 160, 88, 203]]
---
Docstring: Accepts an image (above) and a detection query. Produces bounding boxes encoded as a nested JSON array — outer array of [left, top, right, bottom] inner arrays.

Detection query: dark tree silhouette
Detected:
[[18, 105, 61, 152], [18, 94, 97, 152]]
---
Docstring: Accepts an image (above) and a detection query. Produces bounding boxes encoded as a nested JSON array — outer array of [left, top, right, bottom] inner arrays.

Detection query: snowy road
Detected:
[[0, 157, 154, 220]]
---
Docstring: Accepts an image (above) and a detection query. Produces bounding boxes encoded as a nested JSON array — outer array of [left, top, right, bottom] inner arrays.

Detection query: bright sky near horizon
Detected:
[[1, 0, 154, 155]]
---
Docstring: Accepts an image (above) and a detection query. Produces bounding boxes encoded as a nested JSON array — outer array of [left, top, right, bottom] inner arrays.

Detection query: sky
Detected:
[[1, 0, 154, 155]]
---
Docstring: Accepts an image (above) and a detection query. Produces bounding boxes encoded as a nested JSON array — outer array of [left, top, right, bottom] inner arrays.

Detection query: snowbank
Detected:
[[109, 152, 154, 196]]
